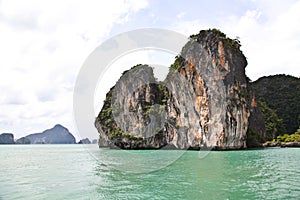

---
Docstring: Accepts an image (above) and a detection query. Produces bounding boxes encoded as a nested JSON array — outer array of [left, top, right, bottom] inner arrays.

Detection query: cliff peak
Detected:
[[53, 124, 68, 131], [190, 29, 242, 52]]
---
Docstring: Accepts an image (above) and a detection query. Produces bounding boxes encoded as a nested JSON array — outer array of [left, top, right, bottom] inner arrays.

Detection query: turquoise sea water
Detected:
[[0, 145, 299, 200]]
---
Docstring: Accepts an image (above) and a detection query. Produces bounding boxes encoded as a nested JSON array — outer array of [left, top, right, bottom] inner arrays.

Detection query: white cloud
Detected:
[[223, 1, 300, 80], [176, 12, 186, 19], [0, 0, 148, 140], [171, 1, 300, 81]]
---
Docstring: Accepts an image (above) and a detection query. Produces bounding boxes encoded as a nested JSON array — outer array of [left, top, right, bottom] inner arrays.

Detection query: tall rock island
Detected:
[[95, 29, 263, 150]]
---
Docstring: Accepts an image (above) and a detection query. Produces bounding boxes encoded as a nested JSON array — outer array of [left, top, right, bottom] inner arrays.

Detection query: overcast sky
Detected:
[[0, 0, 299, 140]]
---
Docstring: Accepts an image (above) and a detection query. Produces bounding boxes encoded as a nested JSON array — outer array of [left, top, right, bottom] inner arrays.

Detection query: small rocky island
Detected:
[[0, 124, 76, 144], [95, 29, 267, 150], [78, 138, 91, 144], [0, 133, 15, 144]]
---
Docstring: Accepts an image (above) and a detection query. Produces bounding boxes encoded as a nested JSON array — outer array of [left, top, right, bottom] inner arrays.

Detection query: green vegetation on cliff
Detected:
[[252, 74, 300, 134], [258, 101, 285, 139], [170, 55, 185, 71], [97, 88, 143, 141], [264, 127, 300, 146], [190, 28, 242, 51], [275, 132, 300, 143]]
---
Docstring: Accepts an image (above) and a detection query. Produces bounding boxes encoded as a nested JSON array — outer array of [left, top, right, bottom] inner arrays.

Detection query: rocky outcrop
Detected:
[[78, 138, 91, 144], [263, 141, 300, 148], [25, 124, 76, 144], [95, 29, 264, 150], [16, 137, 31, 144], [0, 133, 15, 144], [92, 139, 98, 144], [281, 142, 300, 147]]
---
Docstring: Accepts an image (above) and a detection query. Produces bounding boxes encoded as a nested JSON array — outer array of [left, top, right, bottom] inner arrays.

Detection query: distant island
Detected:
[[25, 124, 76, 144], [0, 124, 98, 145], [78, 138, 91, 144], [95, 29, 300, 150]]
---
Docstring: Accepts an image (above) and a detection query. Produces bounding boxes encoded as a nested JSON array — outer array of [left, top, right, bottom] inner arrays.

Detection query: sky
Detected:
[[0, 0, 299, 141]]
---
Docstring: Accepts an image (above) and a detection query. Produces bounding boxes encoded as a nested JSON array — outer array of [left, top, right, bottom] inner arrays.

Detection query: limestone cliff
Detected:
[[95, 29, 263, 150]]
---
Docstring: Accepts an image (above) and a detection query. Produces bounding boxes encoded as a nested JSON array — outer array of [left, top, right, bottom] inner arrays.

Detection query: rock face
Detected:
[[78, 138, 91, 144], [164, 30, 251, 150], [16, 137, 31, 144], [25, 124, 76, 144], [95, 29, 263, 150], [245, 88, 266, 147], [0, 133, 15, 144]]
